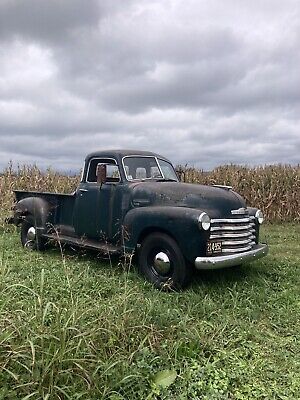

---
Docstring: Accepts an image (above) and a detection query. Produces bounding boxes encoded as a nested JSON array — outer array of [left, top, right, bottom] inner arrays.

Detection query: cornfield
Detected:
[[0, 163, 79, 226], [0, 162, 299, 225], [178, 164, 300, 222]]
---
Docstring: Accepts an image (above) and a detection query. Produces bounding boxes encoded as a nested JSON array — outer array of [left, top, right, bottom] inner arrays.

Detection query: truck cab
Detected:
[[8, 149, 268, 290]]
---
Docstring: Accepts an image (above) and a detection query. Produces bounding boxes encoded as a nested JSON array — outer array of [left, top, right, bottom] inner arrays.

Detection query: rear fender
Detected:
[[12, 197, 51, 233]]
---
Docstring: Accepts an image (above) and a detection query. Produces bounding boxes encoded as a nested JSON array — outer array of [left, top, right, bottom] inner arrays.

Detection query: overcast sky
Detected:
[[0, 0, 299, 171]]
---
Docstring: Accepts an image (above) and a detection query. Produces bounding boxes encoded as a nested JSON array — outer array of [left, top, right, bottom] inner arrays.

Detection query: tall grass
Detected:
[[0, 224, 299, 398], [0, 239, 154, 399], [1, 162, 299, 224]]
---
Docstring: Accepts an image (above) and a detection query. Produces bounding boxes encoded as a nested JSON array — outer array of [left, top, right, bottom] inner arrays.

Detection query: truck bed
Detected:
[[14, 189, 75, 201], [14, 190, 76, 227]]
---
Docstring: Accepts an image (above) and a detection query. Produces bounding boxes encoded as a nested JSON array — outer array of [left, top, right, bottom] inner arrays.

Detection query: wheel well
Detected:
[[137, 227, 195, 268], [22, 213, 38, 226], [137, 227, 178, 246]]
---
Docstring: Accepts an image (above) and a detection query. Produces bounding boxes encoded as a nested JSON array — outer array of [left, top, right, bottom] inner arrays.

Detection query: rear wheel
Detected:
[[21, 216, 45, 251], [138, 232, 192, 290]]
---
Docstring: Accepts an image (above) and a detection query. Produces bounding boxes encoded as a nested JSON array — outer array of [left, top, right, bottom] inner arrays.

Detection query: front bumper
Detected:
[[195, 244, 268, 270]]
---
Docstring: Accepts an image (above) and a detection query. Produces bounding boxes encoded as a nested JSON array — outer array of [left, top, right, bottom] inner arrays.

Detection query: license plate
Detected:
[[206, 241, 222, 255]]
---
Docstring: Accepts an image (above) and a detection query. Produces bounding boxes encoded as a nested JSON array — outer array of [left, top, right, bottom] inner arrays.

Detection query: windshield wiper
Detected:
[[155, 178, 178, 182]]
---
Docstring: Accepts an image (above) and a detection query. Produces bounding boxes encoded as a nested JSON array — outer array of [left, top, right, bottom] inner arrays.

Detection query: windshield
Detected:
[[158, 159, 179, 181], [123, 156, 178, 181]]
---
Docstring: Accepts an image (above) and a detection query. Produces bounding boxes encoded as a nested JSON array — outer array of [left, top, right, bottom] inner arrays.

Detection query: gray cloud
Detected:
[[0, 0, 100, 42], [0, 0, 299, 171]]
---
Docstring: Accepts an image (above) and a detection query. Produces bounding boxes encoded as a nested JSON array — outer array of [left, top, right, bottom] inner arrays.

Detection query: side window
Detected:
[[87, 158, 121, 183]]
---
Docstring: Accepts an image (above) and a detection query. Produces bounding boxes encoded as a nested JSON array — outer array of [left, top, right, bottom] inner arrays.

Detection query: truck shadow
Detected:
[[46, 242, 128, 269], [46, 242, 266, 290], [193, 265, 258, 285]]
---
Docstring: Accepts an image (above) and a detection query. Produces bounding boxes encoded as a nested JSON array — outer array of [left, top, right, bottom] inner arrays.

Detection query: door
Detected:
[[73, 157, 121, 241]]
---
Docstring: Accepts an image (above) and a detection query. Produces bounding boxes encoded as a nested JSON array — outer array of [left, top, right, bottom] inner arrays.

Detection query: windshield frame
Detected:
[[122, 155, 178, 182]]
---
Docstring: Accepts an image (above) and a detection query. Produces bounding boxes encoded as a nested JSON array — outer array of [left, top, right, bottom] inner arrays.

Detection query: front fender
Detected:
[[123, 206, 209, 263]]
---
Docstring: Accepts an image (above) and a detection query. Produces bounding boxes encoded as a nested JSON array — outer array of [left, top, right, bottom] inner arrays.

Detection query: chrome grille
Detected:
[[209, 215, 256, 255]]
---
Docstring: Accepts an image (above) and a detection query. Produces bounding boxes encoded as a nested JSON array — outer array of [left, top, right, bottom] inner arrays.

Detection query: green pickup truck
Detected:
[[8, 149, 268, 290]]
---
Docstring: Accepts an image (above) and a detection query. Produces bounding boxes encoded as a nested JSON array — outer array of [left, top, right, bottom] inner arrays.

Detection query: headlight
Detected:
[[198, 212, 211, 230], [255, 209, 264, 224]]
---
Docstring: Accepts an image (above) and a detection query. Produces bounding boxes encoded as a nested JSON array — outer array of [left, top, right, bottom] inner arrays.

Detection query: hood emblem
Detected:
[[213, 184, 232, 190], [231, 207, 248, 215]]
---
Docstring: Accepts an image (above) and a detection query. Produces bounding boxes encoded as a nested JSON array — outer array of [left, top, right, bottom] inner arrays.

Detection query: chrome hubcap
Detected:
[[153, 252, 171, 275], [27, 227, 36, 241]]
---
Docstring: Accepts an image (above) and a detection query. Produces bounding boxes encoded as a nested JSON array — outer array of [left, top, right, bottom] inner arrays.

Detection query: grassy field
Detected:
[[0, 223, 299, 399]]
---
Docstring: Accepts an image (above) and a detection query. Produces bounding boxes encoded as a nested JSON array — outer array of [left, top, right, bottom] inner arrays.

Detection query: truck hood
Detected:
[[129, 181, 246, 218]]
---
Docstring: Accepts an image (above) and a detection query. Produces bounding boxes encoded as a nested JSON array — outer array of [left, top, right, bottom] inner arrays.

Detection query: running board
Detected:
[[43, 233, 122, 255]]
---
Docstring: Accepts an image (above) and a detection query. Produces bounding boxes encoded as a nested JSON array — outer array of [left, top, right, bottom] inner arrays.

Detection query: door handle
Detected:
[[79, 188, 88, 193]]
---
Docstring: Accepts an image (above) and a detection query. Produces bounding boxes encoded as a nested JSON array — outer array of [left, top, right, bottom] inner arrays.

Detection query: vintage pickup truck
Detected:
[[8, 149, 268, 289]]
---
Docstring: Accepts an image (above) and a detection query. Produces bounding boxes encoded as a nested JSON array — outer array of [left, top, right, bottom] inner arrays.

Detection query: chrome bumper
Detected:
[[195, 244, 268, 270]]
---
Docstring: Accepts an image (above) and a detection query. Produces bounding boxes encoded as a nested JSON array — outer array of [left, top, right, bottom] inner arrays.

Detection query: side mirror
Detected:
[[176, 167, 184, 182], [96, 163, 107, 184]]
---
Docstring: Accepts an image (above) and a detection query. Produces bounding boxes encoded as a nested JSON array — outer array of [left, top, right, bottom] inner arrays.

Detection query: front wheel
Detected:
[[138, 232, 192, 290], [21, 216, 45, 251]]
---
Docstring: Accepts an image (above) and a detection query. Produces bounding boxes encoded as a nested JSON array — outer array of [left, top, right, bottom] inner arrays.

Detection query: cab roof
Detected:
[[85, 149, 171, 162]]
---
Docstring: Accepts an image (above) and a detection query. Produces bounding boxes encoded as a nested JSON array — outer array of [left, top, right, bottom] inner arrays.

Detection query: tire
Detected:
[[21, 215, 46, 251], [138, 232, 192, 290]]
